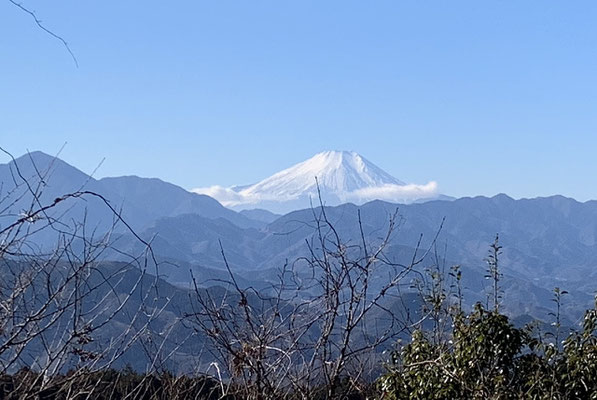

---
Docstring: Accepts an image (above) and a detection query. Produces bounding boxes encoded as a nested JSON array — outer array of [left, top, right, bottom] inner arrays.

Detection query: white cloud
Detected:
[[191, 186, 250, 206], [192, 186, 283, 207], [344, 182, 439, 203], [192, 181, 440, 210]]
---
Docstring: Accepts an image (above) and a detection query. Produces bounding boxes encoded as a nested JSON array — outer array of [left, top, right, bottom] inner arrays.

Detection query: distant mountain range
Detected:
[[192, 150, 450, 214], [0, 151, 262, 232], [2, 151, 597, 327], [117, 195, 597, 325]]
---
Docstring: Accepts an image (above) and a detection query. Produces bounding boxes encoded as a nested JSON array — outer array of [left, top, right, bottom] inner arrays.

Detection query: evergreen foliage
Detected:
[[378, 238, 597, 399]]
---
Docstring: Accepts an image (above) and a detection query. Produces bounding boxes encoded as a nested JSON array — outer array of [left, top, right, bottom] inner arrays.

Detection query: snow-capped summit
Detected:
[[240, 151, 405, 198], [193, 151, 443, 214]]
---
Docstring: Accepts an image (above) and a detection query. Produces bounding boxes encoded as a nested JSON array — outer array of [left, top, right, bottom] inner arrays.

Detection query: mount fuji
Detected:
[[193, 151, 448, 214]]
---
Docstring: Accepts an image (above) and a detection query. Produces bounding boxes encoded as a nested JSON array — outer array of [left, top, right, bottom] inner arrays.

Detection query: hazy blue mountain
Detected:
[[0, 152, 263, 237], [265, 196, 597, 294], [118, 194, 597, 323], [99, 175, 263, 229], [0, 151, 129, 246], [118, 213, 267, 274], [4, 151, 596, 325], [239, 208, 281, 223]]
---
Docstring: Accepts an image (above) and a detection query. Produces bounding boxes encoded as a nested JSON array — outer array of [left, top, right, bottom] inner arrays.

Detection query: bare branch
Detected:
[[7, 0, 78, 67]]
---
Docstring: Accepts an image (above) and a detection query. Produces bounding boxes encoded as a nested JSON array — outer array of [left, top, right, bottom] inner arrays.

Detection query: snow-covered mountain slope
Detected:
[[240, 151, 405, 197], [193, 151, 446, 214]]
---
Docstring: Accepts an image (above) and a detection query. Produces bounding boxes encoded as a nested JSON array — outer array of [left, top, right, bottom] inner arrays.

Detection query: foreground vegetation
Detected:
[[1, 153, 597, 399], [380, 241, 597, 399], [1, 239, 596, 399], [381, 300, 597, 399], [1, 292, 596, 399]]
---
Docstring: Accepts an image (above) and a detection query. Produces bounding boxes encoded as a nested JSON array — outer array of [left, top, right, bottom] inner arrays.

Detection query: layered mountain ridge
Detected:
[[3, 150, 597, 327], [0, 151, 263, 233]]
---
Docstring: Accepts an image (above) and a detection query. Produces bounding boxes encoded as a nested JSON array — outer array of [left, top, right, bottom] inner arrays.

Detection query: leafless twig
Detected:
[[7, 0, 78, 67]]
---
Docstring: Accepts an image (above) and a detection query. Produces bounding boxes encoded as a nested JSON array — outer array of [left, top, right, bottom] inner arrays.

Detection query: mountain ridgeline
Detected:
[[2, 152, 596, 327]]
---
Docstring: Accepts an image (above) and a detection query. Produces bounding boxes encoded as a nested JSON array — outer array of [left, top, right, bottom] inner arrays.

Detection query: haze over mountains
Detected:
[[193, 150, 446, 214], [2, 150, 597, 327], [0, 151, 261, 232]]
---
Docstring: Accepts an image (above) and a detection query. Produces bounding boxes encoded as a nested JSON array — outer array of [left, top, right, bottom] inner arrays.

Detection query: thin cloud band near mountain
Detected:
[[192, 151, 443, 212], [193, 181, 439, 207]]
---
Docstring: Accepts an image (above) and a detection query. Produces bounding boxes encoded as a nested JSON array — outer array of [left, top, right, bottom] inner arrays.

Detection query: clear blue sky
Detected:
[[1, 1, 597, 200]]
